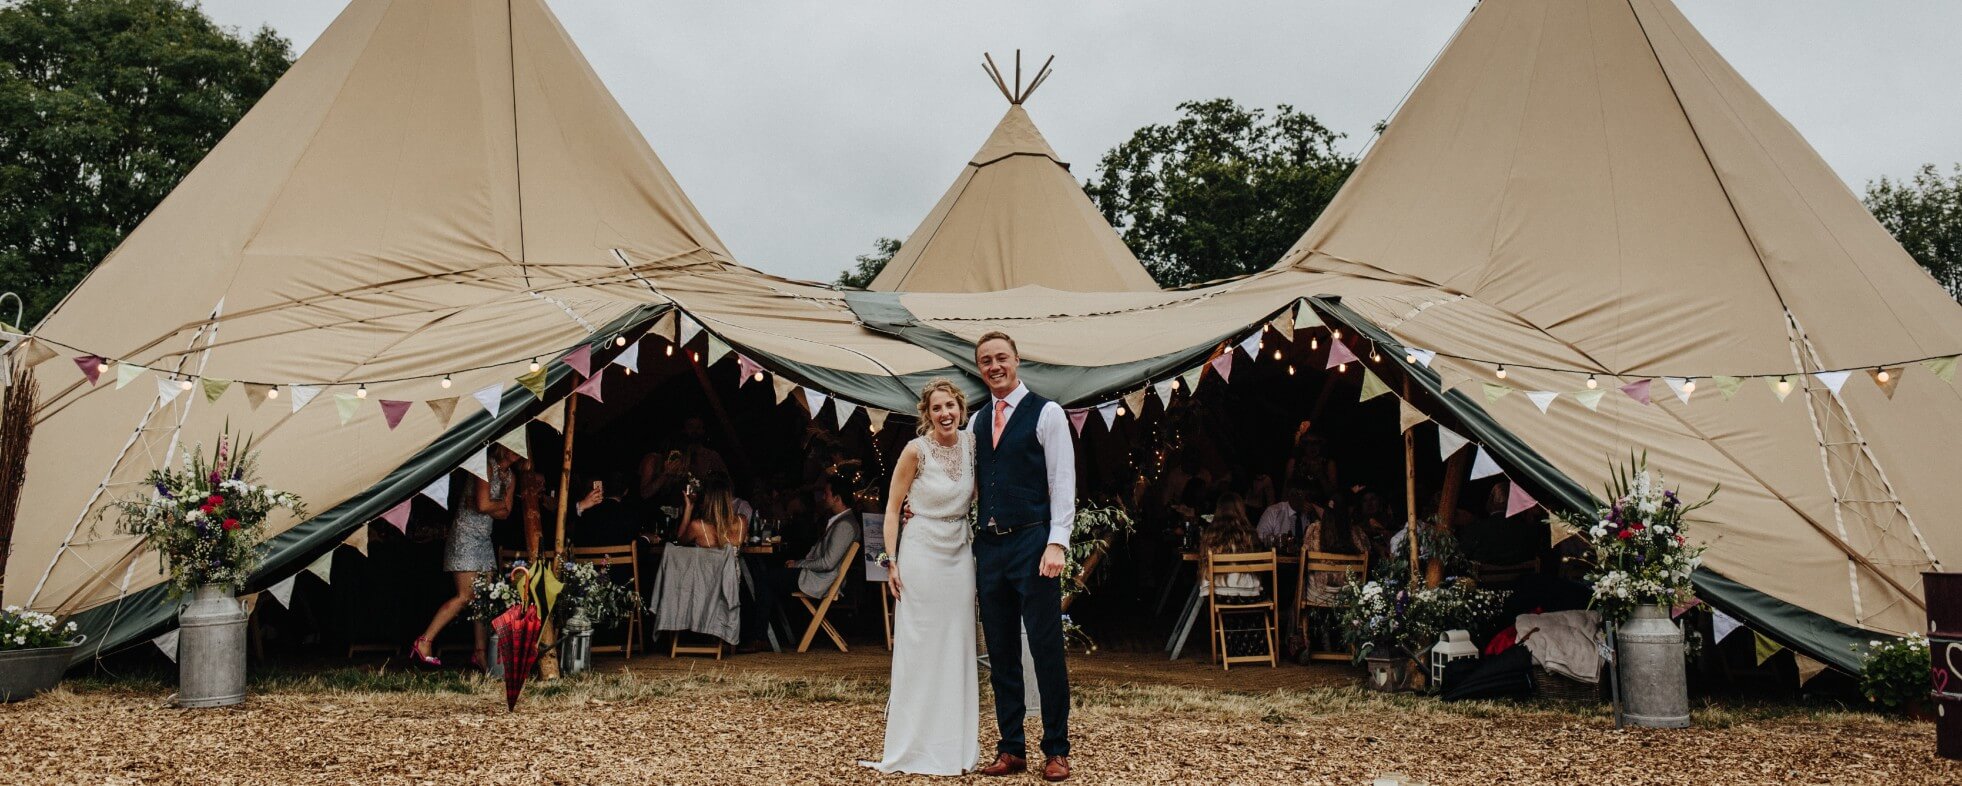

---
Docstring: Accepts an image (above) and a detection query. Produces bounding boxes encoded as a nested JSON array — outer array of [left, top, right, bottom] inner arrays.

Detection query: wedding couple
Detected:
[[866, 331, 1076, 781]]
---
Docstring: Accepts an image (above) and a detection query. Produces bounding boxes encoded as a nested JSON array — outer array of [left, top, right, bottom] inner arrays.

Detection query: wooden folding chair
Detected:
[[568, 544, 642, 659], [1205, 550, 1279, 670], [791, 542, 860, 652], [1298, 550, 1368, 662], [879, 580, 894, 651], [496, 548, 556, 566]]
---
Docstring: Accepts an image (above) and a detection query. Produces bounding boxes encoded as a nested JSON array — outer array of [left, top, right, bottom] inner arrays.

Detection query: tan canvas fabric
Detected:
[[868, 106, 1158, 293]]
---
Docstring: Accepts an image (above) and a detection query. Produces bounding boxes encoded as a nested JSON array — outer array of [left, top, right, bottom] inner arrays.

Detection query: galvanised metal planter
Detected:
[[1615, 604, 1690, 728], [175, 584, 248, 708], [0, 636, 85, 702]]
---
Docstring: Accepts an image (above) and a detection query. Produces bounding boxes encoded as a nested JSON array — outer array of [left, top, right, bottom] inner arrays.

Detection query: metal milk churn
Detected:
[[176, 585, 248, 708], [559, 609, 594, 676], [1616, 604, 1690, 728]]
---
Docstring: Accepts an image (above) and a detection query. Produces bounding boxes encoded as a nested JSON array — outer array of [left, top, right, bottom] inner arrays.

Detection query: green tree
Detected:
[[1865, 163, 1962, 301], [0, 0, 291, 327], [1084, 98, 1356, 287], [836, 236, 900, 289]]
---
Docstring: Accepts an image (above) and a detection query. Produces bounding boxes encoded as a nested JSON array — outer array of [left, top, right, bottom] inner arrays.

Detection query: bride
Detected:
[[867, 379, 979, 775]]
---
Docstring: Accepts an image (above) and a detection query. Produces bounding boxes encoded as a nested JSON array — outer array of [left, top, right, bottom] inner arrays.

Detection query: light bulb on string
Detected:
[[267, 386, 280, 400], [440, 374, 452, 389], [616, 335, 627, 347], [752, 372, 765, 383], [1337, 363, 1348, 374], [1876, 367, 1891, 384], [1682, 379, 1697, 395], [178, 378, 193, 391], [1331, 328, 1342, 340], [1776, 376, 1792, 396], [528, 358, 541, 372], [1368, 346, 1381, 363], [1310, 336, 1320, 351], [1116, 406, 1128, 418], [1272, 349, 1283, 361], [1170, 378, 1181, 391], [690, 351, 699, 363], [1287, 364, 1296, 377], [1495, 365, 1507, 380], [664, 344, 674, 357], [1586, 374, 1598, 390], [355, 384, 367, 399]]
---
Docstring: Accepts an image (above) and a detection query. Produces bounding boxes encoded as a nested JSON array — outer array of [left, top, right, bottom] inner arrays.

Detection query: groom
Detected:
[[969, 331, 1074, 782]]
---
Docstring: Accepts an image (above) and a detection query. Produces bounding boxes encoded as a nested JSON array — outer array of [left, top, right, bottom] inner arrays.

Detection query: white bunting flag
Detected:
[[115, 362, 146, 390], [155, 377, 184, 405], [1436, 426, 1470, 461], [1812, 370, 1851, 395], [801, 387, 828, 419], [266, 574, 297, 609], [1664, 377, 1694, 405], [1153, 379, 1175, 409], [1096, 401, 1120, 430], [533, 400, 565, 432], [706, 333, 733, 366], [1293, 300, 1324, 329], [1237, 331, 1262, 359], [1469, 446, 1503, 480], [867, 409, 889, 434], [420, 474, 451, 509], [1405, 348, 1436, 368], [834, 399, 859, 429], [461, 448, 489, 481], [1711, 609, 1742, 644], [1525, 390, 1559, 414], [153, 628, 180, 663], [472, 384, 503, 418], [1180, 366, 1203, 394], [304, 551, 334, 584], [611, 341, 640, 373], [1399, 400, 1429, 434], [1573, 388, 1606, 411], [288, 384, 320, 414], [678, 314, 702, 346]]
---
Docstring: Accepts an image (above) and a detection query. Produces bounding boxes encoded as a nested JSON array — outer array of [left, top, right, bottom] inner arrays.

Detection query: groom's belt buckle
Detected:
[[984, 518, 1032, 536]]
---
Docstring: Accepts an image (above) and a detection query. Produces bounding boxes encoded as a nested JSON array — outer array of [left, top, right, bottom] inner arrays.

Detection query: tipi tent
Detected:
[[867, 56, 1158, 293]]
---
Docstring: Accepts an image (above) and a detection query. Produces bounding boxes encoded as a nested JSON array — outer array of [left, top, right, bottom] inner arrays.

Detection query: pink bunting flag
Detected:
[[380, 499, 412, 533], [74, 355, 105, 384], [1324, 340, 1359, 370], [379, 400, 412, 430], [1505, 480, 1538, 518], [1619, 378, 1652, 405], [561, 345, 593, 378], [737, 355, 764, 386], [1067, 408, 1089, 437], [1209, 352, 1233, 383], [574, 372, 604, 403]]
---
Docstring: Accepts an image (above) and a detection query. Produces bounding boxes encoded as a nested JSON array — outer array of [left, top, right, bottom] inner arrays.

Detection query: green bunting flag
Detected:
[[1482, 383, 1512, 403], [1766, 376, 1795, 402], [1925, 355, 1957, 383], [1712, 375, 1744, 400], [1573, 389, 1605, 411], [495, 424, 529, 460], [1180, 366, 1203, 394], [516, 367, 547, 399], [1358, 370, 1392, 402], [201, 377, 232, 404], [334, 393, 362, 425], [1752, 631, 1785, 666], [1293, 300, 1323, 329], [706, 334, 733, 366]]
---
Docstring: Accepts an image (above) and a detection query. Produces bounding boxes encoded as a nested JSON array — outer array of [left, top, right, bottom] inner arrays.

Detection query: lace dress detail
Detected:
[[907, 431, 974, 522]]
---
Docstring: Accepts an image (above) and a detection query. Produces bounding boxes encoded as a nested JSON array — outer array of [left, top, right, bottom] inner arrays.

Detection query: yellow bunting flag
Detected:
[[515, 367, 547, 400], [1752, 631, 1784, 666], [425, 396, 458, 426], [1482, 383, 1512, 403], [495, 425, 528, 460], [1868, 367, 1903, 399], [201, 377, 232, 403], [1398, 400, 1429, 434], [343, 526, 370, 557], [1925, 355, 1957, 383], [1359, 370, 1392, 402], [1573, 389, 1605, 411], [1712, 375, 1744, 400], [333, 393, 362, 425]]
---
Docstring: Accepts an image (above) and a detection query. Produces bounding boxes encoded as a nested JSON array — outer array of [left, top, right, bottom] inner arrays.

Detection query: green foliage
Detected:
[[554, 558, 640, 630], [0, 0, 291, 326], [1061, 501, 1135, 602], [0, 604, 76, 650], [1855, 633, 1931, 711], [1084, 98, 1356, 287], [1865, 164, 1962, 301], [105, 432, 305, 595], [835, 236, 900, 289], [1334, 576, 1508, 663]]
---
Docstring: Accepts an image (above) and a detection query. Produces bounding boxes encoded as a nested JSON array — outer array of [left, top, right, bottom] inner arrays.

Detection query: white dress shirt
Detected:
[[967, 382, 1076, 546], [1256, 501, 1307, 546]]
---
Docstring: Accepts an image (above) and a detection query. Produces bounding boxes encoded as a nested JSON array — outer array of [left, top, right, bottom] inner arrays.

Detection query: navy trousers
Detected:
[[973, 523, 1070, 758]]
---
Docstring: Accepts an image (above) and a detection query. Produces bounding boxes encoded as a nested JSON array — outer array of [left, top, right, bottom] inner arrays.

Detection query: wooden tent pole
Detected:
[[1403, 379, 1420, 588], [1431, 450, 1469, 588], [553, 393, 578, 555]]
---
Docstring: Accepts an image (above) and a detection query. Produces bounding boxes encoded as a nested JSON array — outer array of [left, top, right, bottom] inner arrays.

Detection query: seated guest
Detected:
[[572, 471, 645, 548], [1243, 473, 1277, 517], [739, 474, 861, 652], [1302, 492, 1370, 605], [678, 471, 747, 549], [1255, 484, 1316, 547], [1199, 494, 1263, 599]]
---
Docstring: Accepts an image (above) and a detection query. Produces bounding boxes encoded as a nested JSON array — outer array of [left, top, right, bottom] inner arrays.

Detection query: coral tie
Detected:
[[992, 399, 1008, 448]]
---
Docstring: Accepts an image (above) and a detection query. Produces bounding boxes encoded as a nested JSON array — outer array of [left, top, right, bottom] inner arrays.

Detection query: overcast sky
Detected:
[[197, 1, 1962, 283]]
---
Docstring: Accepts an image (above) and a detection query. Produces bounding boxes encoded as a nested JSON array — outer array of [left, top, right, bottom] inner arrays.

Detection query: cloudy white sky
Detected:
[[197, 1, 1962, 283]]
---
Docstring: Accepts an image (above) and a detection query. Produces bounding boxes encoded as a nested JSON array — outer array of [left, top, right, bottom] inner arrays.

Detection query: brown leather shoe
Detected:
[[979, 752, 1026, 776], [1041, 756, 1071, 782]]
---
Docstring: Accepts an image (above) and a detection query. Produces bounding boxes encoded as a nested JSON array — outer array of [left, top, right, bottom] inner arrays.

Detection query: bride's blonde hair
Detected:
[[914, 378, 968, 436]]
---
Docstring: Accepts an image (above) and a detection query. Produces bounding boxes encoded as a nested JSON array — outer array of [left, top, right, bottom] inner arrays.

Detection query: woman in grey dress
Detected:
[[410, 446, 517, 669]]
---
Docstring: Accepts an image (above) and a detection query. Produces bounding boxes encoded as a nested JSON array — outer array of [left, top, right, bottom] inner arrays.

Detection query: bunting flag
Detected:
[[115, 362, 146, 390], [1619, 379, 1652, 405], [242, 383, 272, 410], [867, 409, 889, 434], [1152, 379, 1175, 409], [266, 574, 297, 610], [1067, 408, 1089, 436], [1096, 401, 1119, 430], [495, 424, 528, 459], [611, 341, 640, 373], [1671, 598, 1702, 619], [200, 377, 232, 403], [801, 387, 828, 418], [1711, 609, 1742, 644], [1468, 446, 1503, 480], [1399, 400, 1429, 433], [1436, 426, 1470, 461], [304, 550, 334, 583], [706, 334, 733, 366], [515, 367, 548, 399], [379, 400, 412, 430], [1661, 377, 1691, 405], [153, 628, 180, 663], [1525, 390, 1559, 414], [155, 377, 185, 405], [1926, 355, 1958, 383], [472, 384, 504, 418], [533, 400, 565, 432], [1482, 383, 1512, 403], [1752, 631, 1784, 666], [573, 372, 604, 402], [344, 526, 370, 557], [1180, 366, 1203, 394], [678, 313, 702, 346], [334, 394, 362, 425], [1270, 310, 1295, 341], [421, 474, 451, 509], [1405, 348, 1436, 368], [737, 355, 764, 385], [1812, 370, 1851, 395], [652, 310, 677, 343], [1210, 352, 1234, 382], [834, 399, 859, 429], [1793, 652, 1828, 686], [1505, 481, 1537, 517], [74, 354, 105, 384], [380, 499, 412, 533], [561, 345, 593, 378], [1573, 389, 1606, 412], [1358, 370, 1392, 402], [1122, 389, 1147, 417], [289, 384, 320, 413], [460, 448, 489, 480], [426, 396, 458, 426], [1869, 367, 1903, 399], [771, 375, 797, 404], [1766, 376, 1795, 402], [1237, 331, 1262, 359], [19, 338, 56, 367], [1713, 375, 1744, 400], [1325, 340, 1358, 369], [1293, 300, 1324, 328]]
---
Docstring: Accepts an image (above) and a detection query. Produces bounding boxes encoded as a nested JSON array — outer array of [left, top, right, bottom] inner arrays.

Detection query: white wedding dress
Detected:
[[870, 432, 979, 775]]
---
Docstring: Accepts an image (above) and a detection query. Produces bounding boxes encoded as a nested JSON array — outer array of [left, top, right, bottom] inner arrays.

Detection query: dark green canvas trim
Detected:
[[1691, 569, 1869, 673]]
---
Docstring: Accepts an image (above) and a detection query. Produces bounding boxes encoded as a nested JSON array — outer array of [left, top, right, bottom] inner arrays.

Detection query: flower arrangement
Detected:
[[468, 567, 523, 622], [1556, 454, 1715, 624], [106, 434, 305, 596], [1334, 577, 1508, 663], [1855, 634, 1932, 711], [874, 551, 894, 570], [0, 605, 77, 651], [554, 559, 640, 629], [1374, 519, 1470, 583], [1061, 502, 1136, 602]]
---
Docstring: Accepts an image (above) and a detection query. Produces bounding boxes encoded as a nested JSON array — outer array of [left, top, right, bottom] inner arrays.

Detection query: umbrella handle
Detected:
[[509, 565, 536, 610]]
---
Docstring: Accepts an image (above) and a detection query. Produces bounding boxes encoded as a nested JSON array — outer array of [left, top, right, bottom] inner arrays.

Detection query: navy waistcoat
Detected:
[[975, 392, 1052, 530]]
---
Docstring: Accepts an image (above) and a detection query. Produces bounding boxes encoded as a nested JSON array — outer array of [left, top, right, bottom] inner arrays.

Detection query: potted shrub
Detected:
[[0, 606, 82, 701], [552, 558, 639, 675], [1335, 576, 1509, 692], [468, 568, 522, 679], [1856, 634, 1934, 720], [107, 434, 304, 707]]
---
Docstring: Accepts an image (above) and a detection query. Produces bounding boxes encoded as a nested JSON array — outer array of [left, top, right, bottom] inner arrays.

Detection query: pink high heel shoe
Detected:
[[410, 637, 442, 667]]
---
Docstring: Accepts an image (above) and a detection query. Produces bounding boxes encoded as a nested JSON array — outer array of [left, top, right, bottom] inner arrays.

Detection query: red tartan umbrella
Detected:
[[492, 566, 543, 711]]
